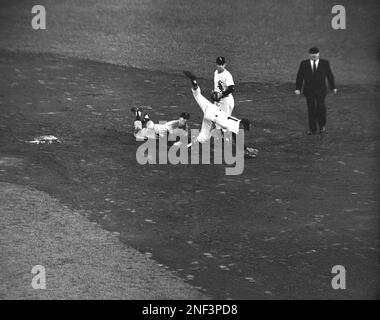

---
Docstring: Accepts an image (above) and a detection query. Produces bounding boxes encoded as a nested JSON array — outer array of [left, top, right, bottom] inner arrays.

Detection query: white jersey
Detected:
[[204, 105, 240, 134], [191, 87, 241, 143], [214, 69, 234, 94], [134, 120, 187, 140], [152, 120, 188, 138], [213, 69, 235, 120]]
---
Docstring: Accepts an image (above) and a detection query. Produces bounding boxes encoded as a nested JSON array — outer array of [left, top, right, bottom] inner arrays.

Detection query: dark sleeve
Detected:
[[325, 60, 336, 90], [222, 85, 235, 97], [295, 61, 304, 90]]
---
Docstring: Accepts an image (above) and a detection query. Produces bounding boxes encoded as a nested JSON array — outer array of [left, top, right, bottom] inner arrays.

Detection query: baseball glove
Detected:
[[210, 90, 222, 102]]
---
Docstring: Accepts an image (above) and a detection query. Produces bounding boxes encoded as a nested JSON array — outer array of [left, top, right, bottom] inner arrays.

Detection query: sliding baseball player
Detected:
[[131, 107, 190, 141]]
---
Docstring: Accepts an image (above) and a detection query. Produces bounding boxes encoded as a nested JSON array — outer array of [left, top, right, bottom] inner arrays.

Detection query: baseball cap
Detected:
[[180, 112, 190, 119], [216, 56, 226, 65]]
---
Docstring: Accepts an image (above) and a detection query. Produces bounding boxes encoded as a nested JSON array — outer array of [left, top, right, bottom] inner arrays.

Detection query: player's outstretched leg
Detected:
[[183, 70, 198, 89], [183, 70, 214, 113]]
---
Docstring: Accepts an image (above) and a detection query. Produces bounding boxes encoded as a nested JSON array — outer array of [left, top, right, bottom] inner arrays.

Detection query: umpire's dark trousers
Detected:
[[305, 93, 326, 133]]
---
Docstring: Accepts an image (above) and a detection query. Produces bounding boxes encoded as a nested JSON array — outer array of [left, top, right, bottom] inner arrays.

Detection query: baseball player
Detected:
[[131, 107, 190, 141], [183, 71, 258, 158], [212, 56, 235, 117]]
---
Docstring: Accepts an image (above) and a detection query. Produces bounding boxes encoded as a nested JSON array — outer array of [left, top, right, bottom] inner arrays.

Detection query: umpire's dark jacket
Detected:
[[296, 59, 336, 96]]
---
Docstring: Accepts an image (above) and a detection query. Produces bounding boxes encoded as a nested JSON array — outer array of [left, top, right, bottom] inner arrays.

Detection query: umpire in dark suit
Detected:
[[295, 47, 337, 134]]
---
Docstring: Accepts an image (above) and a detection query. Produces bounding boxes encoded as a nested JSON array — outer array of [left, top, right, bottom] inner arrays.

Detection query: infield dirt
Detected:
[[0, 50, 379, 299]]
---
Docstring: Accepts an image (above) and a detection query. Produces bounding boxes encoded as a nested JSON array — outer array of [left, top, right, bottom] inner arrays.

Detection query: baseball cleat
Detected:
[[131, 107, 142, 121]]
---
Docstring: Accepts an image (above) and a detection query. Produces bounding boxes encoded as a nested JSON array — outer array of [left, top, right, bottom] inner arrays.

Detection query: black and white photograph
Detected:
[[0, 0, 379, 305]]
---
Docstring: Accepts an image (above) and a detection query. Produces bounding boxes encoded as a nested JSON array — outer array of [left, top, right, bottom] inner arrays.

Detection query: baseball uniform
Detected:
[[192, 86, 240, 143], [214, 68, 235, 116], [134, 119, 188, 141]]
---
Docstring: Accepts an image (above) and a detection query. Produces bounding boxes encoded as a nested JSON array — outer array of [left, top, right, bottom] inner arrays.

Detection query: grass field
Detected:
[[0, 1, 379, 299], [0, 0, 379, 83], [0, 181, 207, 299]]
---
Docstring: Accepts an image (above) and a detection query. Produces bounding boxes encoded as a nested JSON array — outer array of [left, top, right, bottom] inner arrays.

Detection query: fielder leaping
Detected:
[[183, 70, 258, 158]]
